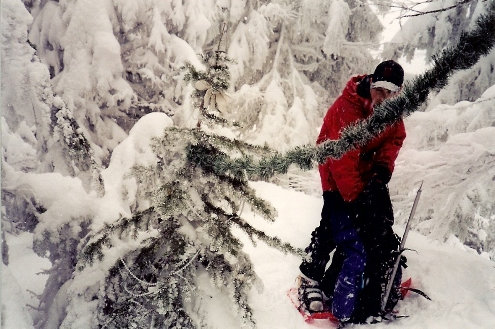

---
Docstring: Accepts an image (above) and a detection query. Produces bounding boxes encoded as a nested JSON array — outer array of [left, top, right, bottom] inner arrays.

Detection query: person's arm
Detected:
[[372, 121, 406, 183], [322, 105, 366, 202], [328, 148, 364, 201]]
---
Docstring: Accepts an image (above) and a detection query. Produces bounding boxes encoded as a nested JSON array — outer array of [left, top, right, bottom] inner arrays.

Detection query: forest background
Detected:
[[2, 0, 494, 328]]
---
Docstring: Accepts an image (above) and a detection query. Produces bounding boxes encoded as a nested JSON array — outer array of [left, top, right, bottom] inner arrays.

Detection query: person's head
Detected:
[[370, 60, 404, 107]]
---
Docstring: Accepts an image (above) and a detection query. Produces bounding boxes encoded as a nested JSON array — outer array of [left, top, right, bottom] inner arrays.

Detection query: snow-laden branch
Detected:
[[187, 3, 495, 181]]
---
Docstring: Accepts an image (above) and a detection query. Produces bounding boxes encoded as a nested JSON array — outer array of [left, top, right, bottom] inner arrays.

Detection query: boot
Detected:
[[297, 274, 324, 313]]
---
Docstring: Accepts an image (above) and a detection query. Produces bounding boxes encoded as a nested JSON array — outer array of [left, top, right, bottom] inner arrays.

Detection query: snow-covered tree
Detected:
[[2, 0, 51, 174], [23, 0, 386, 157], [222, 0, 384, 149], [1, 0, 102, 238], [383, 0, 495, 104], [28, 112, 298, 328]]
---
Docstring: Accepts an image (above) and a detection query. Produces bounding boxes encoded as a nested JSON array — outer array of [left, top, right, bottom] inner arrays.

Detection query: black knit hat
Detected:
[[371, 60, 404, 92]]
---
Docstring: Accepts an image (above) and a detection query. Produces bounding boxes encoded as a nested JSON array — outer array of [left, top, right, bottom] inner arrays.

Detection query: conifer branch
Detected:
[[121, 258, 158, 287], [229, 214, 304, 255], [187, 5, 495, 179], [202, 198, 301, 255], [80, 208, 157, 268], [170, 249, 201, 275]]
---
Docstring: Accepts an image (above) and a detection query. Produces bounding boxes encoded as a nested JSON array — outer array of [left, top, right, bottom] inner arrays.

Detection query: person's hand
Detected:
[[348, 177, 393, 227], [370, 164, 391, 185]]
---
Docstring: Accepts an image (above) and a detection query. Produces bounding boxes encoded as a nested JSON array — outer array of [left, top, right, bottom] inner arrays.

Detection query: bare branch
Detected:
[[376, 0, 475, 19], [401, 0, 473, 18]]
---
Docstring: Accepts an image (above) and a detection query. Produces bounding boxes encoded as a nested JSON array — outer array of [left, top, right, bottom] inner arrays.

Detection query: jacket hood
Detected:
[[341, 75, 373, 116]]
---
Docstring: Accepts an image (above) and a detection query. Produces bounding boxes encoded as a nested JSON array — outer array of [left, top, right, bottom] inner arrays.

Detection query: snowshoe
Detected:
[[288, 278, 419, 327], [296, 275, 325, 313], [288, 277, 339, 327]]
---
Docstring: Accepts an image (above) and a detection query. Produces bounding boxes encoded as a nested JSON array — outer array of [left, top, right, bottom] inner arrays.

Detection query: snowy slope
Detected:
[[244, 182, 495, 329], [5, 181, 495, 328], [3, 87, 495, 329]]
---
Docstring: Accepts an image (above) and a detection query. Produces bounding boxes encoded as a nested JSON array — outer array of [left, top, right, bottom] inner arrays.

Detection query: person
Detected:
[[297, 60, 406, 324]]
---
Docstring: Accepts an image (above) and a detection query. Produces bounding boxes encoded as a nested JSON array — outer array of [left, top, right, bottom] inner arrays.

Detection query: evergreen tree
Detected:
[[187, 4, 495, 181], [383, 0, 494, 103], [40, 40, 298, 328], [51, 126, 299, 329]]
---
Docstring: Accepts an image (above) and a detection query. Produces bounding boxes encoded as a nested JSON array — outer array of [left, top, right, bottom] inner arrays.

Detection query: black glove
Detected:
[[349, 179, 394, 237], [370, 164, 392, 185]]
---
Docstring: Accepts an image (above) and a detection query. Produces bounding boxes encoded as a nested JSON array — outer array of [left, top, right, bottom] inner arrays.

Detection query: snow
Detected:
[[243, 182, 495, 329], [5, 181, 495, 328], [99, 112, 174, 223], [2, 232, 50, 329], [2, 0, 495, 328]]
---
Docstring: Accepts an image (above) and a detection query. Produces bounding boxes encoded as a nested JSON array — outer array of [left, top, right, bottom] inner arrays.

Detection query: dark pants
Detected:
[[299, 191, 340, 286], [351, 183, 402, 320], [300, 186, 402, 321], [299, 191, 366, 320]]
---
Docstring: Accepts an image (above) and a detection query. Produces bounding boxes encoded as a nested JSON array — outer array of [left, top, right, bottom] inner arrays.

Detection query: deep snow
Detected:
[[4, 180, 495, 328], [242, 182, 495, 329], [2, 0, 495, 327]]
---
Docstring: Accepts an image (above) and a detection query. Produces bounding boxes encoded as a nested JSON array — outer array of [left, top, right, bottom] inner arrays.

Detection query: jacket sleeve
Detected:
[[317, 113, 332, 192], [319, 103, 366, 202], [373, 120, 406, 173], [328, 148, 365, 201]]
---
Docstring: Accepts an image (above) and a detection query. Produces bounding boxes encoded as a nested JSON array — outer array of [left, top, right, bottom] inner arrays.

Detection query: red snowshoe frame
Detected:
[[287, 278, 413, 325]]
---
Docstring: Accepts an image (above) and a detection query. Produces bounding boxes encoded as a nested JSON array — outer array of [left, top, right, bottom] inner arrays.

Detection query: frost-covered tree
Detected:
[[222, 0, 383, 149], [31, 112, 298, 328], [83, 129, 301, 328], [383, 0, 495, 103], [24, 0, 386, 156], [2, 0, 51, 174], [1, 0, 102, 238], [1, 3, 104, 326]]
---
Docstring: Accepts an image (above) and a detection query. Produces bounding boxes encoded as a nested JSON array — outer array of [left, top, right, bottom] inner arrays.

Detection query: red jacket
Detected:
[[317, 75, 406, 201]]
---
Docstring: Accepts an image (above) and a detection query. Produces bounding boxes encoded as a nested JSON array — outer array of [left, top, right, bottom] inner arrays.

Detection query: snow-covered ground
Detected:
[[2, 1, 495, 327], [3, 232, 50, 329], [245, 182, 495, 329], [4, 180, 495, 328]]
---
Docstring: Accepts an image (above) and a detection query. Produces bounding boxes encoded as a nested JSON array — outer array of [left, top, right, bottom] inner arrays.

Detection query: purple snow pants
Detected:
[[300, 191, 366, 320]]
